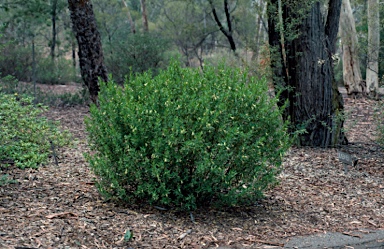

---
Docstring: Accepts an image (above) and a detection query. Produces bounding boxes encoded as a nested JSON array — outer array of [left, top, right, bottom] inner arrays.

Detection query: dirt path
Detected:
[[0, 94, 383, 249]]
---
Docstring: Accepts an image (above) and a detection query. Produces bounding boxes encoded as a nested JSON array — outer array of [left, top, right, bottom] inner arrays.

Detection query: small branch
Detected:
[[50, 140, 59, 166], [208, 0, 236, 52]]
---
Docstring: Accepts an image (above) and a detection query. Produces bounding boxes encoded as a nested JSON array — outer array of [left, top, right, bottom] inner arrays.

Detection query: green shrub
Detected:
[[0, 37, 79, 85], [104, 32, 169, 84], [85, 62, 290, 210], [0, 91, 70, 169], [0, 43, 33, 81], [35, 57, 80, 85], [0, 174, 17, 186]]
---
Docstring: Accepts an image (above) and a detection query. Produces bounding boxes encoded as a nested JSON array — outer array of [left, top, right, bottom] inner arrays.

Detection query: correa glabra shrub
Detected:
[[85, 62, 290, 210]]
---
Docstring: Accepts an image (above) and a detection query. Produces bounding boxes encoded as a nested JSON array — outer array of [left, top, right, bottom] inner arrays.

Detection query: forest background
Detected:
[[0, 0, 383, 91]]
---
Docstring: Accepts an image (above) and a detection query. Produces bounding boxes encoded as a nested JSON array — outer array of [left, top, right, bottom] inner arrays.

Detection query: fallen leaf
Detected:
[[46, 212, 78, 219]]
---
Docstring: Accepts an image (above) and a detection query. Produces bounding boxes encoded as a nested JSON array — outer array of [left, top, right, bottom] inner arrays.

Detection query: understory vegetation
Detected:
[[0, 75, 88, 107], [0, 42, 80, 85], [85, 62, 291, 210], [0, 90, 70, 169]]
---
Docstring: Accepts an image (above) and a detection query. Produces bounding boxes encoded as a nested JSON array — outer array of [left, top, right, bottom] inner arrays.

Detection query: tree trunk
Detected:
[[252, 0, 267, 62], [140, 0, 149, 32], [268, 0, 347, 147], [340, 0, 363, 95], [209, 0, 236, 53], [71, 36, 76, 68], [267, 0, 290, 120], [122, 0, 136, 34], [50, 0, 58, 62], [67, 0, 108, 103], [366, 0, 380, 96]]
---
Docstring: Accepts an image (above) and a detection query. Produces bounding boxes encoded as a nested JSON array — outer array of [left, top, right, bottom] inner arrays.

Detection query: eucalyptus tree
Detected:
[[268, 0, 347, 147], [140, 0, 149, 32], [225, 0, 268, 63], [340, 0, 364, 95], [158, 0, 216, 67], [208, 0, 237, 52], [67, 0, 108, 102], [0, 0, 51, 80], [366, 0, 380, 96], [93, 0, 129, 43], [121, 0, 136, 34]]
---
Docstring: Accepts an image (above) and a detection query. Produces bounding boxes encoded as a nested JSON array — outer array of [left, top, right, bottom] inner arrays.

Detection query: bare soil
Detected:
[[0, 89, 383, 249]]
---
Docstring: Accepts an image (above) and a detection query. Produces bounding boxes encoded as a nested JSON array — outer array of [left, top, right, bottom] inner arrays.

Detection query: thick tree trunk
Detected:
[[268, 0, 346, 147], [340, 0, 363, 95], [67, 0, 108, 103], [366, 0, 380, 96]]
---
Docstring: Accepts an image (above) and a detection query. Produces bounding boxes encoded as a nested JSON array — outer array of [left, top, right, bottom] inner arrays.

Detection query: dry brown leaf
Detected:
[[342, 232, 363, 238], [178, 229, 192, 240], [46, 212, 78, 219]]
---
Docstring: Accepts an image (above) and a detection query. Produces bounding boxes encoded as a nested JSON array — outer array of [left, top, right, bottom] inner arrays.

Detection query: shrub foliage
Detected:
[[86, 62, 290, 210]]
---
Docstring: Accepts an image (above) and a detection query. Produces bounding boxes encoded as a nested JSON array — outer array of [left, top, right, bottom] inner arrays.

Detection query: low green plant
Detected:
[[86, 61, 290, 210], [0, 74, 88, 107], [0, 38, 79, 84], [0, 91, 70, 169], [0, 174, 17, 186], [0, 43, 33, 82], [35, 57, 80, 85]]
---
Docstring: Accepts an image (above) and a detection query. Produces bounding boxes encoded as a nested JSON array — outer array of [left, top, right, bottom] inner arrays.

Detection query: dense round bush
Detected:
[[85, 62, 290, 210]]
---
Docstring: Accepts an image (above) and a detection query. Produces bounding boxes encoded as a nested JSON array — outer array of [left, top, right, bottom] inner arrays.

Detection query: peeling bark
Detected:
[[366, 0, 380, 96], [340, 0, 363, 95]]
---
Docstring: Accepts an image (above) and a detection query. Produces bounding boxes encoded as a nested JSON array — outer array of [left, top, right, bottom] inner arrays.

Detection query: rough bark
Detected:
[[366, 0, 380, 96], [268, 0, 346, 147], [67, 0, 108, 103], [340, 0, 363, 95]]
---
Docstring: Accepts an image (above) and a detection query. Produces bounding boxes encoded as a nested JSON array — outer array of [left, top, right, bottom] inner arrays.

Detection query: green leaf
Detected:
[[124, 230, 133, 241]]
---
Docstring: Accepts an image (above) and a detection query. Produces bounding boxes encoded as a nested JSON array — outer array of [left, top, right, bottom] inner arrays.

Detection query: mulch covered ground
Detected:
[[0, 91, 383, 249]]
